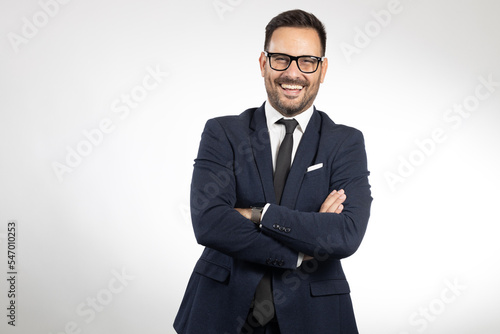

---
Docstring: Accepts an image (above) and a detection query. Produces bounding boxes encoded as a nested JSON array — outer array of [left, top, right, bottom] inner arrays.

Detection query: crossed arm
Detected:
[[235, 189, 347, 261], [192, 118, 371, 270], [236, 189, 346, 219]]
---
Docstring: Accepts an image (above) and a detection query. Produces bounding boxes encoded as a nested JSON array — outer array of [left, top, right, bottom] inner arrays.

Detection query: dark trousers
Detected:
[[239, 310, 281, 334]]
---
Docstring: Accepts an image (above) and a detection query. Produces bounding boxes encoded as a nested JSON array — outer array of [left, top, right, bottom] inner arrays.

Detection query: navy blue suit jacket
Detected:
[[174, 104, 372, 334]]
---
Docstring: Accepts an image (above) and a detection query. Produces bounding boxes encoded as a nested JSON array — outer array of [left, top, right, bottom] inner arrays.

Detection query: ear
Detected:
[[319, 57, 328, 83], [259, 52, 267, 77]]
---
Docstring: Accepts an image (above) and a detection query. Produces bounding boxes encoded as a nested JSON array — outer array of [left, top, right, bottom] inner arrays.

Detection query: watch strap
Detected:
[[250, 206, 264, 224]]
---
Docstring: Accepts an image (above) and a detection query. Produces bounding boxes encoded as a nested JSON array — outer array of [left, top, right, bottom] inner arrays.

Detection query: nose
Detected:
[[284, 58, 302, 77]]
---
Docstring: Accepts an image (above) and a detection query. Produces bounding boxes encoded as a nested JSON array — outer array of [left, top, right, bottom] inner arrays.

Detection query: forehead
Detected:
[[267, 27, 322, 56]]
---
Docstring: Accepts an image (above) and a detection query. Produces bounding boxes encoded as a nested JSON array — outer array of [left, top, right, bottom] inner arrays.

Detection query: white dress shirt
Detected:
[[265, 101, 314, 170]]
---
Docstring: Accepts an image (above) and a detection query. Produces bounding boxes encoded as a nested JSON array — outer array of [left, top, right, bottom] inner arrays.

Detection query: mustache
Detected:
[[275, 77, 308, 87]]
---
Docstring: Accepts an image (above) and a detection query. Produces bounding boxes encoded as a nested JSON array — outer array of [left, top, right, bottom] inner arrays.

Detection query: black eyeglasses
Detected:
[[264, 51, 325, 74]]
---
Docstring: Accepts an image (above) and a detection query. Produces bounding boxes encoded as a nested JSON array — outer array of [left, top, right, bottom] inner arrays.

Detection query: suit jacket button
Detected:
[[266, 258, 272, 264], [279, 260, 284, 266], [285, 228, 291, 233]]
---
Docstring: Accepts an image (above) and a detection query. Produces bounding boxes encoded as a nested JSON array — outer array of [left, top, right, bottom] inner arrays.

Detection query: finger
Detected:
[[319, 190, 340, 212], [334, 204, 344, 214], [324, 190, 346, 213], [325, 194, 346, 213], [320, 189, 346, 213]]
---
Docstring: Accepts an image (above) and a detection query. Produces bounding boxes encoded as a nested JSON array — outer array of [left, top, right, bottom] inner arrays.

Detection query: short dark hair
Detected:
[[264, 9, 327, 56]]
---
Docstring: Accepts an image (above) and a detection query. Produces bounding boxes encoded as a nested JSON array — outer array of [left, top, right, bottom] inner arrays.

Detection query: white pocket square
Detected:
[[307, 163, 323, 172]]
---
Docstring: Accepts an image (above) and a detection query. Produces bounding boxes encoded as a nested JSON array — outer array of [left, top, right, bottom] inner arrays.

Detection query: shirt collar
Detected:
[[264, 100, 314, 134]]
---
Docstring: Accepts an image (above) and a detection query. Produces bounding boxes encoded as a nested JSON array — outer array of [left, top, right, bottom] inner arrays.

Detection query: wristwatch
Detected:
[[250, 206, 264, 225]]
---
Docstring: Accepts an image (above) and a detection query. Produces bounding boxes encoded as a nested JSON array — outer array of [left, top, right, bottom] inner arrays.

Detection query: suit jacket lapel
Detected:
[[249, 104, 276, 204], [280, 108, 322, 209]]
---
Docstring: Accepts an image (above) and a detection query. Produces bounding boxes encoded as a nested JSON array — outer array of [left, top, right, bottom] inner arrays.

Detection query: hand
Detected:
[[319, 189, 346, 214], [303, 254, 314, 261], [302, 190, 346, 262]]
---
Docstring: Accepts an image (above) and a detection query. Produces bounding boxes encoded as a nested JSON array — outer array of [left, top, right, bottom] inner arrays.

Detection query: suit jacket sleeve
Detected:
[[260, 128, 372, 259], [191, 118, 299, 270]]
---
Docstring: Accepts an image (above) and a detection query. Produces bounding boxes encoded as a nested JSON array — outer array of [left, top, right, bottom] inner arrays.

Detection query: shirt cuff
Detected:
[[297, 252, 304, 267], [262, 203, 271, 219]]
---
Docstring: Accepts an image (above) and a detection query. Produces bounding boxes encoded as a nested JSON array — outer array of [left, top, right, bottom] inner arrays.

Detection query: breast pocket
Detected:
[[304, 167, 324, 179], [297, 166, 329, 211]]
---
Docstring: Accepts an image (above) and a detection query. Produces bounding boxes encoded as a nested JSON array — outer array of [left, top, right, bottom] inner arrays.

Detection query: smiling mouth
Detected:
[[280, 83, 304, 91]]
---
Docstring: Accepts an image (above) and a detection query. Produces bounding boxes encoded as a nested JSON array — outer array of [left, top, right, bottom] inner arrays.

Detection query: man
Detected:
[[174, 9, 372, 334]]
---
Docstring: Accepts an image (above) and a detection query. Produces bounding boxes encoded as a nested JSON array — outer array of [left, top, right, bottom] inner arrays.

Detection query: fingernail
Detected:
[[338, 189, 345, 194], [331, 190, 337, 194]]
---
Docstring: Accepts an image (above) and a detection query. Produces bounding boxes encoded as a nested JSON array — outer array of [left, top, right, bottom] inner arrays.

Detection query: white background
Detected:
[[1, 0, 499, 333]]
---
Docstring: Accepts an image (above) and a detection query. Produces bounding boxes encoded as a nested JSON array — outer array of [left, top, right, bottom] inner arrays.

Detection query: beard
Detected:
[[265, 76, 320, 117]]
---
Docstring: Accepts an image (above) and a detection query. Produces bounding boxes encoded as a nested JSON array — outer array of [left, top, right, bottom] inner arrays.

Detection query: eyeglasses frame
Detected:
[[264, 51, 325, 74]]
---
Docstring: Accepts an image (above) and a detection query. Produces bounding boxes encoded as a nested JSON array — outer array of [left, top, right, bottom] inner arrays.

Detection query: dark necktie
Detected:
[[273, 118, 299, 203], [252, 118, 298, 326]]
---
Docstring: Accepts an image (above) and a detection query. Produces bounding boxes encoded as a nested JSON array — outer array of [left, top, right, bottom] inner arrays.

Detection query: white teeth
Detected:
[[281, 84, 303, 90]]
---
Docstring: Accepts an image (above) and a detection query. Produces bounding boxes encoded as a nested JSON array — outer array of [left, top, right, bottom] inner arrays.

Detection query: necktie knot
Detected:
[[276, 118, 298, 134]]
